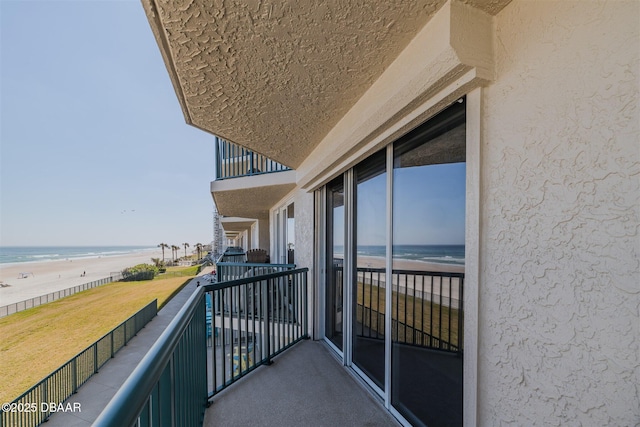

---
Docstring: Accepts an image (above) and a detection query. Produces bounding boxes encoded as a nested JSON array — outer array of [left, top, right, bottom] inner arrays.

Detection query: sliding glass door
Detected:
[[391, 103, 466, 426], [325, 177, 345, 351], [274, 202, 295, 264], [321, 99, 466, 426], [352, 150, 387, 390]]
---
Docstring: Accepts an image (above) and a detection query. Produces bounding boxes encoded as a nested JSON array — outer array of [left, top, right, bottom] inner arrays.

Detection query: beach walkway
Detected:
[[44, 276, 201, 427]]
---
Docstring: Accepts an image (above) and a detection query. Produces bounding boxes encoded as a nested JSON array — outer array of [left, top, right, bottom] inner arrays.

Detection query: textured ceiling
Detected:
[[212, 182, 295, 219], [144, 0, 511, 168]]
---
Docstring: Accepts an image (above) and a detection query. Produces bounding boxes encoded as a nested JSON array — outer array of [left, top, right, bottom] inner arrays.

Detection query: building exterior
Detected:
[[141, 0, 638, 425]]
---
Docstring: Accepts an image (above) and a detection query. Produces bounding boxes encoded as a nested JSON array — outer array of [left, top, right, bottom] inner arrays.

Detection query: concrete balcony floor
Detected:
[[204, 339, 400, 427]]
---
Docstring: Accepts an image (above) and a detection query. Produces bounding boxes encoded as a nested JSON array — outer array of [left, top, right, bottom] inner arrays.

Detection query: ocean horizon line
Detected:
[[336, 244, 465, 266], [0, 246, 159, 265]]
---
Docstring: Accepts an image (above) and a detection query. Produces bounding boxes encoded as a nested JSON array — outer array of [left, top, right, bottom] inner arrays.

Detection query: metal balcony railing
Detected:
[[350, 266, 464, 354], [216, 250, 246, 264], [215, 248, 296, 283], [94, 268, 309, 427], [206, 268, 308, 395], [216, 261, 296, 283], [215, 137, 291, 180]]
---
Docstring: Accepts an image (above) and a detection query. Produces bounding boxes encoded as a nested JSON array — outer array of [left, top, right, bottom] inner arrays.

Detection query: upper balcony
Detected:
[[215, 137, 291, 181], [211, 137, 296, 220]]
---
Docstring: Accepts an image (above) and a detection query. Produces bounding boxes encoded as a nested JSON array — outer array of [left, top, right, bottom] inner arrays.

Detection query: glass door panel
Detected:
[[326, 177, 345, 351], [352, 150, 387, 390], [286, 203, 295, 264], [275, 204, 293, 264], [391, 102, 466, 426]]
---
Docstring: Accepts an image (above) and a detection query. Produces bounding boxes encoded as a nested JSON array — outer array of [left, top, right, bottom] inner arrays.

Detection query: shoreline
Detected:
[[0, 252, 463, 308], [0, 249, 165, 306], [356, 255, 465, 274]]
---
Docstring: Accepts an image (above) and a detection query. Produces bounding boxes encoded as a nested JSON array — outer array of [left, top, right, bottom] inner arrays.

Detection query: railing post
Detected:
[[72, 357, 78, 394], [42, 378, 48, 421], [303, 272, 309, 339], [263, 279, 272, 365], [94, 343, 99, 374]]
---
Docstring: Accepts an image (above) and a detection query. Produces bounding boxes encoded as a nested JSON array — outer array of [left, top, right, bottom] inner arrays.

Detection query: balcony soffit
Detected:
[[211, 171, 296, 219], [142, 0, 511, 169], [213, 184, 295, 220], [219, 219, 255, 237]]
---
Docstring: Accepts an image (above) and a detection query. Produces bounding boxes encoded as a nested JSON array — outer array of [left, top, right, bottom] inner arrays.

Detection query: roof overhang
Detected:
[[141, 0, 511, 169], [210, 170, 296, 219]]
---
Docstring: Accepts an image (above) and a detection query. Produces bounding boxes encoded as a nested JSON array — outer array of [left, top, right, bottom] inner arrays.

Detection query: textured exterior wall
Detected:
[[480, 1, 639, 425], [293, 189, 315, 336], [293, 189, 315, 273], [257, 218, 270, 253]]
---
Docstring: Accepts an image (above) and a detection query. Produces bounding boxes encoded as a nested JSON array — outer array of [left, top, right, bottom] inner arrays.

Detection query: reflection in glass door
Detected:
[[352, 150, 387, 390], [286, 204, 295, 264], [275, 203, 295, 264], [319, 99, 466, 426], [325, 177, 344, 351], [392, 103, 466, 426]]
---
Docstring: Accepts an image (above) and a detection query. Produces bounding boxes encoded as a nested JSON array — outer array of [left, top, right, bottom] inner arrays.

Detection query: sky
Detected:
[[1, 0, 217, 247], [334, 161, 466, 247]]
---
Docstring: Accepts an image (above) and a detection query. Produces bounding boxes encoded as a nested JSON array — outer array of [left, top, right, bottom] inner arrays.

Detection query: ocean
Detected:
[[1, 245, 464, 266], [0, 246, 157, 265], [344, 244, 465, 266]]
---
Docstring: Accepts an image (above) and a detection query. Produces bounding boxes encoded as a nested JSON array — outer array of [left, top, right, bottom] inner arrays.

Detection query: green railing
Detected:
[[94, 290, 208, 427], [215, 262, 296, 283], [206, 268, 309, 395], [215, 137, 291, 180], [93, 268, 308, 427], [1, 300, 157, 427], [216, 250, 246, 264]]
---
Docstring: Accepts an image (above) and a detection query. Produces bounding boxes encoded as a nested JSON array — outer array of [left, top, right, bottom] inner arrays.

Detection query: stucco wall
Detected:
[[480, 1, 639, 425], [293, 189, 316, 336], [293, 189, 315, 272], [258, 218, 270, 254]]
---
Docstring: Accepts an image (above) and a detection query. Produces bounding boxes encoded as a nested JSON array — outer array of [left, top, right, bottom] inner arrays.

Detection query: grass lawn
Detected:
[[0, 275, 193, 402]]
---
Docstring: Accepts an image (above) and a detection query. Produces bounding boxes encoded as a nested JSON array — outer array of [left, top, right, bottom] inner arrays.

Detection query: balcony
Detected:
[[215, 249, 296, 283], [203, 339, 397, 427], [94, 268, 363, 426], [94, 268, 312, 426], [211, 137, 296, 220], [215, 137, 291, 181], [93, 265, 463, 427], [89, 270, 396, 426]]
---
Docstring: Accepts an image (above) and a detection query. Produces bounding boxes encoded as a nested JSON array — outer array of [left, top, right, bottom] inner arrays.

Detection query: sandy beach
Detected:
[[0, 249, 165, 306], [356, 255, 464, 274], [0, 252, 464, 308]]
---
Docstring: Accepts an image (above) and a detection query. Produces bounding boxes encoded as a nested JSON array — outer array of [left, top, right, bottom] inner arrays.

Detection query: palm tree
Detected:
[[158, 243, 169, 263], [171, 245, 179, 262], [183, 242, 190, 259], [195, 243, 203, 260]]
